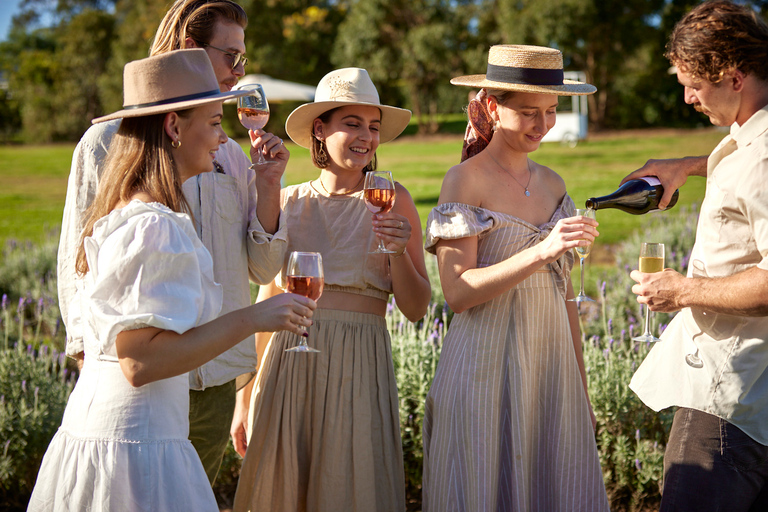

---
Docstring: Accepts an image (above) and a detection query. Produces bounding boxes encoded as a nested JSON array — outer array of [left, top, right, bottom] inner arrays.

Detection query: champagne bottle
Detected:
[[585, 177, 679, 214]]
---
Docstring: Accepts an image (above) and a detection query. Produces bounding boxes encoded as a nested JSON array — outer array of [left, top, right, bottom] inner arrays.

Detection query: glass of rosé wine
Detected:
[[285, 251, 324, 353], [364, 171, 397, 254], [236, 83, 275, 166]]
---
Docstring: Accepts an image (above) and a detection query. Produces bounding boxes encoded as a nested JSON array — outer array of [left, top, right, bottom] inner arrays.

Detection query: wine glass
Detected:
[[632, 242, 665, 343], [364, 171, 397, 254], [568, 208, 596, 303], [284, 251, 323, 353], [236, 83, 275, 166]]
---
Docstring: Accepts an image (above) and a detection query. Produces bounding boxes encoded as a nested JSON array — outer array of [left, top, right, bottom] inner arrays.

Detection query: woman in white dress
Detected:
[[27, 49, 316, 512]]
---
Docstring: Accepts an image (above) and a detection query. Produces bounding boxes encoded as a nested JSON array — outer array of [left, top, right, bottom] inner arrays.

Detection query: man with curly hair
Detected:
[[625, 1, 768, 510]]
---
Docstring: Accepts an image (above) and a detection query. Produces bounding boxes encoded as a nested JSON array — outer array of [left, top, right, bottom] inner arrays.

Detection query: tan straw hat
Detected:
[[451, 45, 596, 96], [92, 49, 249, 124], [285, 68, 412, 148]]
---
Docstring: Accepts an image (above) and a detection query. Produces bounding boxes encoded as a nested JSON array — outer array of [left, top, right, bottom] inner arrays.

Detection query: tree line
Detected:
[[1, 0, 767, 143]]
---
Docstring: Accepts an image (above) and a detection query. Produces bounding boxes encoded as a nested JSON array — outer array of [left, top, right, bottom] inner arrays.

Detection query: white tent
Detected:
[[232, 73, 315, 103]]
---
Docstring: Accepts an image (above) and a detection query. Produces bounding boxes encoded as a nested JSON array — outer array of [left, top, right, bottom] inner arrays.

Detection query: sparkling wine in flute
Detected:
[[286, 275, 324, 301], [364, 188, 395, 214], [574, 241, 592, 259], [633, 242, 665, 343], [237, 107, 269, 131]]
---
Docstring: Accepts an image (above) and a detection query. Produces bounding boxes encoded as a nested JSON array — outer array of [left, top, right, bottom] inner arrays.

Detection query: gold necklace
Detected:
[[487, 153, 533, 197], [318, 174, 365, 196]]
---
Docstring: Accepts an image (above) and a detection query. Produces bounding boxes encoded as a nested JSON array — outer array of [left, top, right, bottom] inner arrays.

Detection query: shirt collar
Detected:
[[730, 102, 768, 148]]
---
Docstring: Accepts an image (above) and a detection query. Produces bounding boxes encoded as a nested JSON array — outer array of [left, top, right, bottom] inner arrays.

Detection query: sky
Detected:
[[0, 0, 23, 42]]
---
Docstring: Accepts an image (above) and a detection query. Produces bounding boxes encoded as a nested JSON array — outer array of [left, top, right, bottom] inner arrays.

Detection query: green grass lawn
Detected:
[[0, 127, 722, 250]]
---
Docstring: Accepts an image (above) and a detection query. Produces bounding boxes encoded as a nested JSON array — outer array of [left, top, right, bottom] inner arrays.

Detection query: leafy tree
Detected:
[[333, 0, 474, 134]]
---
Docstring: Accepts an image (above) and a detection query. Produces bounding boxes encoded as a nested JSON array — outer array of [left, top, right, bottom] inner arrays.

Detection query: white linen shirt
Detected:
[[57, 120, 287, 390], [630, 104, 768, 444]]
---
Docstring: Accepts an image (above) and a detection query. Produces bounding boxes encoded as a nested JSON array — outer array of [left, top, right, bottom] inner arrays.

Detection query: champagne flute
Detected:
[[236, 83, 275, 166], [632, 242, 665, 343], [568, 208, 596, 303], [284, 251, 323, 353], [364, 171, 397, 254]]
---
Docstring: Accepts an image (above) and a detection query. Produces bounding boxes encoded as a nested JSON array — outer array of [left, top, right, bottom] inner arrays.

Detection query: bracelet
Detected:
[[392, 248, 408, 259]]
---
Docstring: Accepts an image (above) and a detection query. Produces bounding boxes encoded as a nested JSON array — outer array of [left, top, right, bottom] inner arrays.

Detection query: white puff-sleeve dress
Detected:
[[28, 200, 223, 512]]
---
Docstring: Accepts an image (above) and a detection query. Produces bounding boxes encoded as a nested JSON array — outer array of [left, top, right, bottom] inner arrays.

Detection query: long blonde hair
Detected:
[[150, 0, 247, 56], [75, 113, 192, 274]]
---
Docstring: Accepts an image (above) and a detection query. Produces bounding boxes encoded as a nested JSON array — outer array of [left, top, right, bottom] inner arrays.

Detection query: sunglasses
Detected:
[[201, 43, 248, 70]]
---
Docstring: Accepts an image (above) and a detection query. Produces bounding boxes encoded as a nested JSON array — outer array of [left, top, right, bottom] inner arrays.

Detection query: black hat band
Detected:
[[124, 89, 222, 110], [486, 63, 564, 86]]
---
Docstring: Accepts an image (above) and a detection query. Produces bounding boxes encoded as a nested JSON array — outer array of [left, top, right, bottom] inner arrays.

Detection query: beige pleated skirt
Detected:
[[233, 309, 406, 512]]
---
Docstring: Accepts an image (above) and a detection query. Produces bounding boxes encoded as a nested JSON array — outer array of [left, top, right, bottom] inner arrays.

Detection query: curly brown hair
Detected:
[[666, 0, 768, 84]]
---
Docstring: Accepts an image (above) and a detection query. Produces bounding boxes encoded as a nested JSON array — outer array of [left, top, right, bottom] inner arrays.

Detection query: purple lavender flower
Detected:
[[635, 429, 641, 441], [635, 459, 642, 471], [17, 297, 25, 315], [21, 380, 27, 393], [1, 294, 7, 311]]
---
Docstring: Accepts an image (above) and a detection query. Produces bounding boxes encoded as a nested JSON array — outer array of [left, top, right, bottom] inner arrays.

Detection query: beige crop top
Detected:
[[276, 181, 393, 301]]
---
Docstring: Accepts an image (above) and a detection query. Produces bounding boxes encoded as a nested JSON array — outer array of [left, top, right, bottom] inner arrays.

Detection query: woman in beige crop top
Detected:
[[231, 68, 431, 512]]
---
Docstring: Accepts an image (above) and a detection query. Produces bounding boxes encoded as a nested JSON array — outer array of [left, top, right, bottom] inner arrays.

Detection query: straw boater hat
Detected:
[[285, 68, 412, 149], [92, 49, 248, 124], [451, 45, 596, 96]]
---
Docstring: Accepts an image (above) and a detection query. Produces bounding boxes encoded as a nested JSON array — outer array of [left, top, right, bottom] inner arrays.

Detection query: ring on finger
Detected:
[[398, 221, 403, 229]]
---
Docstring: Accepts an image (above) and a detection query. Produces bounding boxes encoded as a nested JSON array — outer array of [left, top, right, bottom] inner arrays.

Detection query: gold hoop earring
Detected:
[[171, 139, 182, 149]]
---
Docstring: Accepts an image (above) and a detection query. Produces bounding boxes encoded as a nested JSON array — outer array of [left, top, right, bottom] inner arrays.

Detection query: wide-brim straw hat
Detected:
[[451, 45, 596, 96], [92, 49, 249, 124], [285, 68, 412, 149]]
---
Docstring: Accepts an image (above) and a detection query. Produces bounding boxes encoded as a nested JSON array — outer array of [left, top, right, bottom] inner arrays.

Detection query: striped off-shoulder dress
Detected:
[[422, 196, 609, 512]]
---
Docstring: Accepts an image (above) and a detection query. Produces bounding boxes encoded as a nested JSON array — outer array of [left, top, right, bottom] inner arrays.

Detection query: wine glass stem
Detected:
[[643, 306, 652, 336], [579, 257, 586, 296]]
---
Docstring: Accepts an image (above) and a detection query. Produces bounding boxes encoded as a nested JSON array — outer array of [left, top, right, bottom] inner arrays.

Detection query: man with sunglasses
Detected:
[[57, 0, 287, 486]]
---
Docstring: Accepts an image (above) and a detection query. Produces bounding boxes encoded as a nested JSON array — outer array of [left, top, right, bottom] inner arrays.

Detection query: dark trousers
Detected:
[[661, 407, 768, 512], [189, 379, 237, 486]]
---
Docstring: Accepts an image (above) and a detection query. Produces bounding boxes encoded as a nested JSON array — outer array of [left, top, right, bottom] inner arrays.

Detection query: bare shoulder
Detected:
[[533, 161, 567, 197], [439, 158, 486, 206]]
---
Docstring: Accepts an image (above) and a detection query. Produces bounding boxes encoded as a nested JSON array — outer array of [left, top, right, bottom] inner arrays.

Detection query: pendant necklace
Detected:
[[488, 153, 533, 197], [318, 173, 365, 196]]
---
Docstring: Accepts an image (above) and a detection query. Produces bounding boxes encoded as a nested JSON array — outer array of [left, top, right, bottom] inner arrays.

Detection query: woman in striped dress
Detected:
[[422, 45, 609, 511]]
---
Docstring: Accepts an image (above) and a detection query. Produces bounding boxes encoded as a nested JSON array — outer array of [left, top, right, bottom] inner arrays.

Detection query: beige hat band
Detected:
[[123, 88, 222, 110], [486, 64, 564, 86]]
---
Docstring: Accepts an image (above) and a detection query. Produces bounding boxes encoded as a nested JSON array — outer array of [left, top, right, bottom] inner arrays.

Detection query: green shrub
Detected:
[[0, 342, 77, 510], [0, 235, 65, 352]]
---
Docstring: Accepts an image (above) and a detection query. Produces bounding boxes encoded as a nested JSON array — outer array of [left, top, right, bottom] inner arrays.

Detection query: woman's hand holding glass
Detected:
[[364, 171, 400, 254], [537, 212, 599, 267], [284, 251, 324, 353]]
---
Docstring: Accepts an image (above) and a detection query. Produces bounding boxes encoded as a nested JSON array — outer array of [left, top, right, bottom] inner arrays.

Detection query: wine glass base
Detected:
[[249, 160, 278, 169], [632, 333, 662, 343], [567, 295, 595, 303], [285, 345, 320, 353], [685, 354, 704, 368], [369, 249, 397, 254]]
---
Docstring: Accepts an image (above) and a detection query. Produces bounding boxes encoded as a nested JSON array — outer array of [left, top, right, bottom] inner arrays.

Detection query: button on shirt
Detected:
[[630, 104, 768, 445]]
